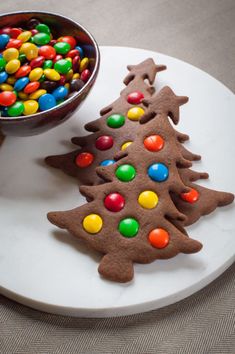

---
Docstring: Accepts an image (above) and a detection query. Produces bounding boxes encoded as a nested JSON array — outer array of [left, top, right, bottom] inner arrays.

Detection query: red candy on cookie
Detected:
[[104, 193, 125, 212], [75, 152, 94, 168], [127, 91, 144, 104], [95, 136, 114, 151], [180, 188, 199, 203]]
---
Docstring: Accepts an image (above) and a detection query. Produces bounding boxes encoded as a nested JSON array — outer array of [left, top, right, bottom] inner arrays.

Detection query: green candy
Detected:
[[54, 42, 71, 55], [106, 114, 125, 128], [115, 164, 136, 182], [43, 60, 53, 69], [56, 99, 64, 105], [54, 59, 72, 74], [7, 101, 24, 117], [0, 57, 6, 72], [39, 74, 46, 83], [33, 32, 50, 45], [18, 53, 27, 63], [36, 23, 51, 34], [118, 218, 139, 238]]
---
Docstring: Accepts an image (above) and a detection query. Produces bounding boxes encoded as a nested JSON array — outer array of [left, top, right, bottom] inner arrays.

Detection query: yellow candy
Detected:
[[19, 43, 38, 60], [29, 68, 43, 81], [5, 59, 20, 74], [138, 191, 159, 209], [23, 100, 39, 115], [3, 48, 19, 62], [72, 73, 80, 79], [29, 89, 47, 100], [127, 107, 145, 121], [17, 31, 32, 43], [7, 76, 17, 85], [66, 57, 72, 62], [79, 57, 89, 73], [44, 68, 60, 81], [65, 69, 73, 81], [18, 91, 29, 100], [64, 83, 70, 90], [121, 141, 133, 151], [0, 83, 14, 91], [82, 214, 103, 234]]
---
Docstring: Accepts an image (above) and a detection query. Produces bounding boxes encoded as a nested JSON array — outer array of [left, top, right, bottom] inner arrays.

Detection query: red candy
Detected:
[[39, 45, 56, 60], [75, 152, 94, 168], [30, 56, 45, 69], [148, 228, 169, 249], [59, 36, 76, 49], [180, 188, 199, 203], [66, 49, 80, 58], [59, 74, 66, 86], [72, 56, 80, 72], [9, 28, 22, 38], [0, 27, 11, 35], [53, 54, 63, 63], [80, 69, 91, 82], [6, 38, 22, 49], [24, 81, 40, 94], [49, 39, 57, 46], [127, 91, 144, 104], [104, 193, 125, 212], [0, 91, 17, 106], [30, 29, 38, 36], [95, 136, 114, 150], [15, 65, 31, 78], [144, 135, 164, 152]]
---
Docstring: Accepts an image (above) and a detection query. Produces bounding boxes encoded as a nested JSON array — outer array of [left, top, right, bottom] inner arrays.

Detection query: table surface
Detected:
[[0, 0, 234, 353]]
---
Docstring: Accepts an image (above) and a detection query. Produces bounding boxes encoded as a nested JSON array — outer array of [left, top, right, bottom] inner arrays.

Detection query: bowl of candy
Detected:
[[0, 11, 100, 136]]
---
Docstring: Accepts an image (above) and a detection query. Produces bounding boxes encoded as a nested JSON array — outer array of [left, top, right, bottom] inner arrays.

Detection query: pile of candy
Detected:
[[0, 18, 92, 117]]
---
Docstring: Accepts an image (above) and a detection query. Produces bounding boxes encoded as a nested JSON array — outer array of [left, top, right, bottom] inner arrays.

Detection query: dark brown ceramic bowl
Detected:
[[0, 11, 100, 137]]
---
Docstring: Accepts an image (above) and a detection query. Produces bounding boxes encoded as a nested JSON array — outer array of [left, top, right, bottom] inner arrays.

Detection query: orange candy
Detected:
[[148, 228, 169, 249], [24, 81, 40, 94], [144, 135, 164, 152], [180, 188, 199, 203], [75, 152, 94, 168]]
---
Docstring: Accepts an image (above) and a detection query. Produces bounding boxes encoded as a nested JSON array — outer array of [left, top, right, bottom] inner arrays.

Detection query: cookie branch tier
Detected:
[[47, 87, 202, 283]]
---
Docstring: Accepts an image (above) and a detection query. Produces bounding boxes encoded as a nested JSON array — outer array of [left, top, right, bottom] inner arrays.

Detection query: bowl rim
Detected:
[[0, 10, 100, 122]]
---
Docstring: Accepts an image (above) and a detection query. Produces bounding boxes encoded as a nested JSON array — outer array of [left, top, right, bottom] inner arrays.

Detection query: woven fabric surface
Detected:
[[0, 0, 234, 353]]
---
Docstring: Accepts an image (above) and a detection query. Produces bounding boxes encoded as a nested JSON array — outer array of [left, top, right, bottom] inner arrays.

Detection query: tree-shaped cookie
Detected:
[[45, 58, 166, 185], [47, 87, 203, 283]]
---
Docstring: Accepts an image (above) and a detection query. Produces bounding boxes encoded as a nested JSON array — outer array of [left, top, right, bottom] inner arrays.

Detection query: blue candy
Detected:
[[0, 34, 10, 50], [38, 93, 56, 111], [99, 159, 116, 166], [52, 86, 68, 100], [0, 71, 8, 84], [0, 106, 9, 117], [75, 45, 84, 58], [14, 77, 30, 91], [148, 163, 169, 182]]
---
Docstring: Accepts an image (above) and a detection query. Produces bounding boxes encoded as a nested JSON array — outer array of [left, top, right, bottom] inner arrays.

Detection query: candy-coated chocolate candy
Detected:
[[49, 39, 57, 46], [15, 65, 31, 78], [35, 23, 51, 35], [119, 218, 139, 238], [5, 59, 20, 74], [79, 57, 89, 73], [29, 89, 47, 100], [20, 43, 38, 60], [0, 34, 10, 49], [14, 77, 30, 91], [6, 39, 22, 49], [64, 83, 70, 90], [148, 163, 169, 182], [70, 78, 84, 92], [24, 81, 40, 94], [17, 31, 32, 42], [75, 152, 94, 168], [52, 86, 68, 100], [54, 59, 72, 74], [39, 45, 56, 59], [0, 27, 11, 35], [115, 164, 136, 182], [7, 101, 24, 116], [44, 68, 60, 81], [100, 159, 115, 166], [3, 48, 19, 61], [40, 80, 58, 92], [121, 141, 132, 151], [0, 91, 16, 106], [59, 74, 66, 86], [58, 36, 76, 49], [30, 56, 45, 68], [54, 42, 71, 54], [9, 28, 22, 38], [180, 188, 199, 203], [95, 135, 114, 150], [148, 228, 169, 249], [18, 91, 29, 100], [144, 135, 164, 152], [0, 83, 13, 91], [127, 106, 145, 121], [7, 76, 16, 85], [106, 114, 125, 128], [72, 73, 80, 80], [38, 93, 56, 111], [43, 59, 53, 69], [38, 74, 45, 83], [53, 54, 63, 63], [18, 53, 27, 63], [30, 29, 39, 36], [0, 107, 9, 117], [23, 100, 39, 115], [29, 67, 43, 81], [138, 191, 159, 209], [80, 69, 91, 82], [104, 192, 125, 212], [72, 55, 80, 72], [27, 18, 41, 29], [66, 49, 80, 58], [33, 32, 50, 45], [75, 45, 84, 58], [83, 214, 103, 234], [0, 71, 8, 84], [127, 91, 144, 104], [65, 69, 73, 81], [0, 57, 7, 71]]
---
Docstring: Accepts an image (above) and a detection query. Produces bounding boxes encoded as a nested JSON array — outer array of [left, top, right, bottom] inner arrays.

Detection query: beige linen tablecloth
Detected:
[[0, 1, 234, 353]]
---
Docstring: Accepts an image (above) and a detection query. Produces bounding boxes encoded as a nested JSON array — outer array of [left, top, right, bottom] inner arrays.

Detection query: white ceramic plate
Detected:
[[0, 46, 234, 318]]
